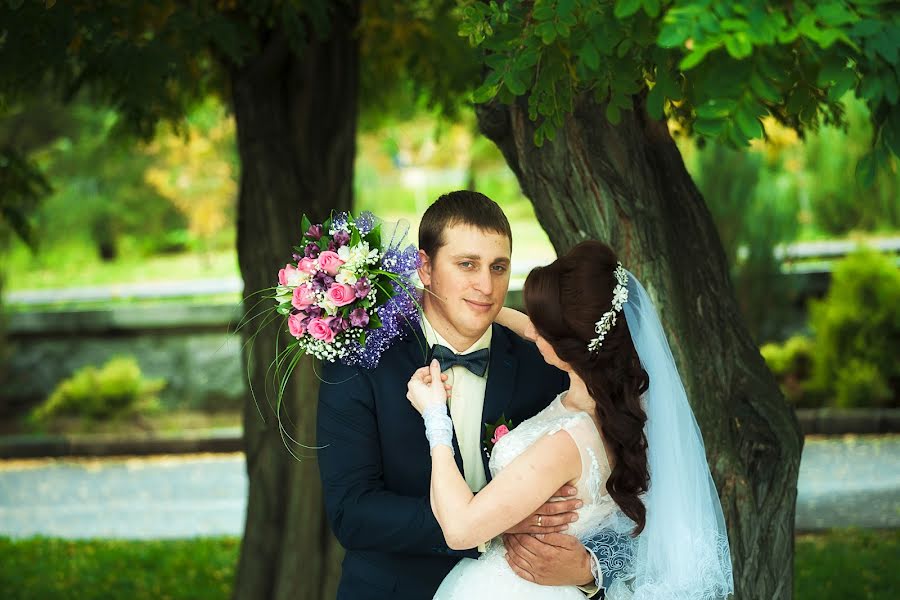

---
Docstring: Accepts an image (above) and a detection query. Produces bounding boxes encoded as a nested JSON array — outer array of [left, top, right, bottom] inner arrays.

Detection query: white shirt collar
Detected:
[[420, 312, 493, 355]]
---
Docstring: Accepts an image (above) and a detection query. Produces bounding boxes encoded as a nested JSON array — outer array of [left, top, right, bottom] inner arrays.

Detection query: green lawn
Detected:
[[0, 537, 238, 600], [0, 529, 896, 599]]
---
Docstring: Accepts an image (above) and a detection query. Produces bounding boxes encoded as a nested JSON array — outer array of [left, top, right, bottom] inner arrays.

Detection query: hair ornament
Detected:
[[587, 262, 629, 353]]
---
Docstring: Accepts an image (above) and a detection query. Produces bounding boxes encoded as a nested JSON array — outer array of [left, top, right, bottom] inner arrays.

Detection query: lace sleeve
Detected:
[[579, 511, 638, 598]]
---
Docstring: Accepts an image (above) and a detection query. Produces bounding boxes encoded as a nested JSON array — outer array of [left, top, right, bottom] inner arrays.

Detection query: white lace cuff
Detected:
[[422, 403, 453, 454]]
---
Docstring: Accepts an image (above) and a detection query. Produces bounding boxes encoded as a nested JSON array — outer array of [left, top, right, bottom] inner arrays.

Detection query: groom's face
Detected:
[[419, 223, 511, 343]]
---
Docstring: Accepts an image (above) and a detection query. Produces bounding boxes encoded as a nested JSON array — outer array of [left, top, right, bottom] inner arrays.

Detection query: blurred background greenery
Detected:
[[1, 91, 898, 419]]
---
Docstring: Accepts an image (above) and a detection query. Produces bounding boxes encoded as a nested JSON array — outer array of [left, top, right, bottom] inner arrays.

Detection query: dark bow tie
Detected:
[[430, 344, 490, 377]]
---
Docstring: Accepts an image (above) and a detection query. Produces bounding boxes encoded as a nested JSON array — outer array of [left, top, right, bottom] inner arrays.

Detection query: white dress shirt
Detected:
[[421, 313, 492, 495]]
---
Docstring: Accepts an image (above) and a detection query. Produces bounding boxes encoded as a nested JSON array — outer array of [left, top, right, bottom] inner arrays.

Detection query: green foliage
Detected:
[[802, 95, 900, 235], [0, 1, 253, 139], [689, 140, 800, 341], [0, 276, 7, 387], [360, 1, 480, 124], [808, 248, 900, 408], [761, 335, 817, 407], [28, 103, 190, 260], [459, 0, 900, 173], [0, 149, 50, 248], [30, 356, 165, 425]]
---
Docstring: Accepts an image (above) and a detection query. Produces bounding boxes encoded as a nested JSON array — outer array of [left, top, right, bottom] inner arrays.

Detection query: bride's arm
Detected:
[[495, 306, 535, 341], [409, 361, 581, 550], [430, 430, 581, 550]]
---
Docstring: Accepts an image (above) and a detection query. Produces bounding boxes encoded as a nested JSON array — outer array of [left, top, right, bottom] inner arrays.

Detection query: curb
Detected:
[[1, 411, 897, 460], [0, 428, 243, 459], [795, 408, 900, 436]]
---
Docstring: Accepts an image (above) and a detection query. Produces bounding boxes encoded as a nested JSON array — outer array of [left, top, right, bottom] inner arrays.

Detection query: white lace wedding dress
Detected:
[[434, 393, 616, 599]]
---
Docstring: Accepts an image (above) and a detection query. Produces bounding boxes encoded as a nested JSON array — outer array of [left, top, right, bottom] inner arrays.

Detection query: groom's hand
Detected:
[[504, 485, 582, 534], [502, 532, 594, 587]]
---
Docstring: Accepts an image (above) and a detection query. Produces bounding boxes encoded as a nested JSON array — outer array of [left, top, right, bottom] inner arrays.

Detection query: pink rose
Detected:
[[297, 257, 317, 275], [326, 283, 356, 307], [307, 317, 336, 342], [491, 425, 510, 445], [288, 313, 307, 338], [278, 265, 292, 286], [317, 250, 345, 276], [291, 285, 315, 310]]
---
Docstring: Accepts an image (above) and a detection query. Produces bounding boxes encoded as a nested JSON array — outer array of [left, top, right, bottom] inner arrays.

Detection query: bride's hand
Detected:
[[406, 360, 452, 415]]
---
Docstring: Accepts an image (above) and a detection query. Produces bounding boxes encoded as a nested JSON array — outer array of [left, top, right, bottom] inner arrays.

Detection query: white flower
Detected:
[[320, 297, 338, 316], [336, 241, 380, 271], [336, 269, 358, 285], [285, 269, 309, 287]]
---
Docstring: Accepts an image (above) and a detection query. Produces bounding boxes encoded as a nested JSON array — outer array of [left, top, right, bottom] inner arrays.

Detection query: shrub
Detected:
[[31, 356, 164, 424], [808, 248, 900, 408], [761, 335, 818, 407], [0, 276, 7, 388]]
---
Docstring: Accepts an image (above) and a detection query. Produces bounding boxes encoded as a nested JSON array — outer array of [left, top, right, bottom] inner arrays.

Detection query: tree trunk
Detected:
[[477, 95, 803, 599], [229, 7, 359, 599]]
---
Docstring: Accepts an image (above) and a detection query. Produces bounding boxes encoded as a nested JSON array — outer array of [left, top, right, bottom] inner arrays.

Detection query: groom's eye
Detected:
[[491, 264, 508, 273], [459, 261, 474, 269]]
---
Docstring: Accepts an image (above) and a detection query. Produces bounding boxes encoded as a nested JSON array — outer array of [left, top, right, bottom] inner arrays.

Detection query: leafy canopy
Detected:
[[459, 0, 900, 182]]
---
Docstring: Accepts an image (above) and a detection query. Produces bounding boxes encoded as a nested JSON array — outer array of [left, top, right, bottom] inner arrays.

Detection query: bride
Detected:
[[406, 241, 734, 599]]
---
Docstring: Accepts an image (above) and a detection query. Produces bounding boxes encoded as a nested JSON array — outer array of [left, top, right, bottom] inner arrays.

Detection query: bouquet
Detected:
[[271, 210, 421, 368]]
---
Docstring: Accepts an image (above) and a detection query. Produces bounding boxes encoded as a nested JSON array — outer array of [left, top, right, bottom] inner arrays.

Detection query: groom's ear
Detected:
[[417, 249, 432, 286]]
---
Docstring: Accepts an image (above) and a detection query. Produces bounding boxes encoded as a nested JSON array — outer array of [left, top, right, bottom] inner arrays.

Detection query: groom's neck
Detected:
[[422, 302, 487, 353]]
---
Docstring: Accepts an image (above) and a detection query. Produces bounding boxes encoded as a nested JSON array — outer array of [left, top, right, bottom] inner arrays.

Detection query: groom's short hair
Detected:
[[419, 190, 512, 257]]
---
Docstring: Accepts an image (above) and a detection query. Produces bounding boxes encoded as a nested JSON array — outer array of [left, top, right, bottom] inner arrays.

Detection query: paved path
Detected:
[[0, 436, 897, 539]]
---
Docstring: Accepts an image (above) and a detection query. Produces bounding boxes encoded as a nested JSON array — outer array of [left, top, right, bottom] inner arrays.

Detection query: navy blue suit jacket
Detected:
[[317, 322, 568, 599]]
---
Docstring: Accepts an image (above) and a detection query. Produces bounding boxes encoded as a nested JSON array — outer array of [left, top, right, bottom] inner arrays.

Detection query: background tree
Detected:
[[0, 2, 356, 598], [458, 1, 899, 597]]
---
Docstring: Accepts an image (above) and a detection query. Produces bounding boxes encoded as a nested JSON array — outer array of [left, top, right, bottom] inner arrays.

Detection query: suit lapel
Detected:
[[481, 324, 517, 482]]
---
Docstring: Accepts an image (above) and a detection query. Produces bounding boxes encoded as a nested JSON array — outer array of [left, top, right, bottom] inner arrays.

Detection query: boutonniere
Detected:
[[482, 414, 515, 458]]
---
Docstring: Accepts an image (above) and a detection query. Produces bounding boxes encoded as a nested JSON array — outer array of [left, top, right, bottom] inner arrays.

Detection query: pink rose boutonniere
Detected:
[[491, 424, 510, 445], [483, 414, 515, 458]]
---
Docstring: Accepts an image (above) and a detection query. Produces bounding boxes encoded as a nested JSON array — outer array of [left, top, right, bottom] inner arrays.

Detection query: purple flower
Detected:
[[333, 230, 351, 247], [310, 271, 335, 292], [328, 240, 337, 252], [306, 224, 324, 240], [304, 243, 320, 259], [306, 305, 323, 318], [350, 307, 369, 328], [354, 277, 371, 299], [292, 253, 302, 262]]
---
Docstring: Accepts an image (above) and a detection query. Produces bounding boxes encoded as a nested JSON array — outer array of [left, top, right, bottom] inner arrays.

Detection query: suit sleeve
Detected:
[[317, 361, 477, 558]]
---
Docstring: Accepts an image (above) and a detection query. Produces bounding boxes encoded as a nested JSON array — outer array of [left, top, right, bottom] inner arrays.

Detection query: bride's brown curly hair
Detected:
[[523, 241, 650, 534]]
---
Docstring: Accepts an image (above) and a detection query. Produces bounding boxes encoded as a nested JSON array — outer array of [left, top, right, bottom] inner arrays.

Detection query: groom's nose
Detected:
[[472, 266, 494, 296]]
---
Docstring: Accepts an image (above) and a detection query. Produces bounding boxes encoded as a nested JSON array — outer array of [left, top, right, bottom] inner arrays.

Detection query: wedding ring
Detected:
[[537, 515, 543, 527]]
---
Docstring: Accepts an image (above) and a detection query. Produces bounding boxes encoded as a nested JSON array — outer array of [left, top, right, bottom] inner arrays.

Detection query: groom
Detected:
[[318, 191, 606, 599]]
